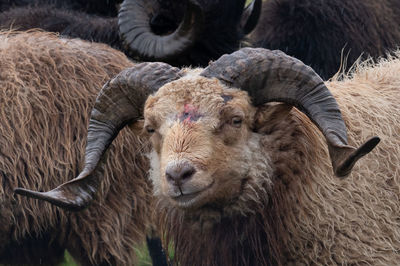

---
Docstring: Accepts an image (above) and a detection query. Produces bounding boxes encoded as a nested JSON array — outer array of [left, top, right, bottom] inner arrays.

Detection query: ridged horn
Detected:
[[14, 62, 183, 211], [201, 48, 380, 177], [118, 0, 203, 61], [240, 0, 262, 35]]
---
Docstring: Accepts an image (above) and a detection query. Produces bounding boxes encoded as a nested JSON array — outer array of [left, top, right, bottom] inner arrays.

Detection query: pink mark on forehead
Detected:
[[179, 103, 201, 123], [184, 104, 197, 114]]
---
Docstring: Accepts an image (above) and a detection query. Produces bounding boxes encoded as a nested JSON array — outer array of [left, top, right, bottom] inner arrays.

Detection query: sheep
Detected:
[[0, 30, 157, 265], [0, 0, 261, 67], [250, 0, 400, 79], [0, 0, 122, 16], [117, 0, 261, 66], [0, 6, 123, 50], [17, 47, 400, 265], [6, 0, 400, 81]]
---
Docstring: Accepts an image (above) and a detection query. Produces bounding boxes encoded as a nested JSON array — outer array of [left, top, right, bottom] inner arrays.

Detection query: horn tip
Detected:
[[14, 187, 91, 212], [334, 136, 381, 177], [14, 187, 35, 197]]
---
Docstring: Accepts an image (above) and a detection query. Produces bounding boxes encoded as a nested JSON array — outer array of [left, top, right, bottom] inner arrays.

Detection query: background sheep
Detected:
[[0, 0, 260, 67], [117, 0, 261, 66], [0, 31, 155, 265], [0, 0, 121, 16], [5, 0, 400, 81], [0, 6, 122, 49], [251, 0, 400, 79], [18, 47, 400, 265]]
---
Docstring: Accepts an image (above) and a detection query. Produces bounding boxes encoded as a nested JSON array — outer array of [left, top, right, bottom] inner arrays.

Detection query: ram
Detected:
[[19, 47, 400, 265], [0, 31, 155, 265], [251, 0, 400, 79], [0, 0, 260, 67]]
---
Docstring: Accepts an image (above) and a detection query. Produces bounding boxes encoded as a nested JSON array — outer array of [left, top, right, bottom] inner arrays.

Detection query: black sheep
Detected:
[[0, 6, 122, 49], [0, 0, 122, 16], [251, 0, 400, 79], [0, 0, 261, 67]]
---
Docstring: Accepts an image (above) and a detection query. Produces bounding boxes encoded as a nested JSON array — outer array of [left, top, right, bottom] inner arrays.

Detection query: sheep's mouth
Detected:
[[171, 181, 215, 208], [172, 190, 202, 203]]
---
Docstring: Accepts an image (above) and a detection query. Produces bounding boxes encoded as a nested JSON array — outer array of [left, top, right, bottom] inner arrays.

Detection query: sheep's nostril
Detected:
[[181, 166, 195, 180], [165, 163, 196, 185]]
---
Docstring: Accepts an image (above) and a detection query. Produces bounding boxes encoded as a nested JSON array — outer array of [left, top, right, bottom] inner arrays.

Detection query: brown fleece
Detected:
[[0, 31, 152, 265]]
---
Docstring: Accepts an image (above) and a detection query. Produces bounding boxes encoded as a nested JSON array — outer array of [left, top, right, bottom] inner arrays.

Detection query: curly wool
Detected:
[[272, 55, 400, 265], [0, 31, 152, 265]]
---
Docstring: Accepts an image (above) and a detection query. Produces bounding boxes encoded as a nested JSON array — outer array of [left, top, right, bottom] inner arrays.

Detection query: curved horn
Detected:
[[201, 48, 380, 177], [14, 62, 183, 211], [240, 0, 262, 35], [118, 0, 203, 61]]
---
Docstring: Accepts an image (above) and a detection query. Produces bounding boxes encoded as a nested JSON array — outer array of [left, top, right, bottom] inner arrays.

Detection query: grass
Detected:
[[133, 243, 153, 266], [58, 241, 170, 266], [59, 251, 77, 266], [58, 247, 152, 266]]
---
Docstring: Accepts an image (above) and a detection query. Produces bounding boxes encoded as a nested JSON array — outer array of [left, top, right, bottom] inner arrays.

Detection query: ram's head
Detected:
[[15, 48, 379, 212], [143, 75, 259, 209]]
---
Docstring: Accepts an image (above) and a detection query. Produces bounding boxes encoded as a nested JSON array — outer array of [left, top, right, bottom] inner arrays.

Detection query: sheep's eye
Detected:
[[231, 116, 242, 128], [146, 125, 155, 134]]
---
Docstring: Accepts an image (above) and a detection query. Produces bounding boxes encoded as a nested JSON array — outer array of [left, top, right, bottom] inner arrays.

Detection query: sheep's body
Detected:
[[0, 0, 121, 16], [0, 6, 121, 49], [251, 0, 400, 79], [148, 58, 400, 265], [0, 31, 152, 265], [4, 0, 400, 80]]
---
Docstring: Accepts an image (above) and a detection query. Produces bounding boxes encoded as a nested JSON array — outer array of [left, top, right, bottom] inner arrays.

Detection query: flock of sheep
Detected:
[[0, 0, 399, 265]]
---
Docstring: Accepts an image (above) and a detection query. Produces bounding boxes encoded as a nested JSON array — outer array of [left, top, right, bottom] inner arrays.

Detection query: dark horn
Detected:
[[118, 0, 203, 61], [14, 62, 183, 211], [240, 0, 262, 35], [201, 48, 380, 177]]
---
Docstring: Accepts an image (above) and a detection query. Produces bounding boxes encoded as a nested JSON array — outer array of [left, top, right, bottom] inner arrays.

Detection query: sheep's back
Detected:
[[276, 55, 400, 264]]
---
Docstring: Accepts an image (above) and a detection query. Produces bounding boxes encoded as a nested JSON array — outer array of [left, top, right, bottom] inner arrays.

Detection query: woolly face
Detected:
[[144, 76, 273, 210]]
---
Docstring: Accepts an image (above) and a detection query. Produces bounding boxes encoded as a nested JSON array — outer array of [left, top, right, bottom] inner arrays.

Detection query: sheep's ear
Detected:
[[253, 103, 292, 133], [128, 119, 145, 135]]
